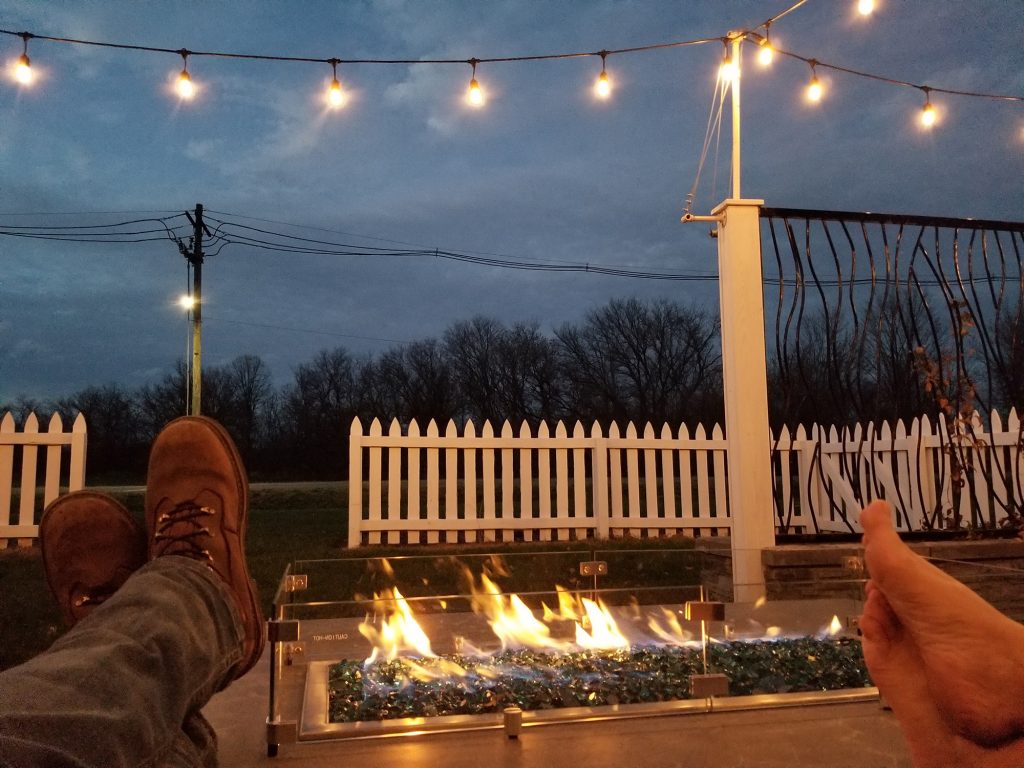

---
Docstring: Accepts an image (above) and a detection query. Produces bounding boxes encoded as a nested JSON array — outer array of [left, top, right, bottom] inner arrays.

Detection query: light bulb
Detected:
[[467, 77, 484, 106], [758, 42, 774, 66], [595, 70, 611, 99], [806, 75, 823, 103], [14, 53, 32, 85], [177, 69, 195, 99], [858, 0, 874, 15], [179, 295, 195, 310], [920, 102, 936, 128], [719, 55, 738, 82], [327, 78, 345, 108]]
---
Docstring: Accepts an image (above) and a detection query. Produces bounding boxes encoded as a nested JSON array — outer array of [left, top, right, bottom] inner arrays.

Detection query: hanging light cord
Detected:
[[2, 0, 1019, 103]]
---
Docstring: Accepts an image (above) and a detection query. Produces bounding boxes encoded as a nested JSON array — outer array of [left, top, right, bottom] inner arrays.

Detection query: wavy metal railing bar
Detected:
[[761, 208, 1024, 534]]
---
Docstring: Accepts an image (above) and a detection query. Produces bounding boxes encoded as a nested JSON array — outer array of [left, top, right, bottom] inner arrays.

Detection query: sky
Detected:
[[0, 0, 1021, 403]]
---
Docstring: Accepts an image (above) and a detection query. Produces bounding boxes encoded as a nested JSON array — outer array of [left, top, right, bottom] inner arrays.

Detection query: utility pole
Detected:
[[182, 203, 211, 416]]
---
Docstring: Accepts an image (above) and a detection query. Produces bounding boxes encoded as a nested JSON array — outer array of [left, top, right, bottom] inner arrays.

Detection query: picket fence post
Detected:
[[1, 410, 89, 546]]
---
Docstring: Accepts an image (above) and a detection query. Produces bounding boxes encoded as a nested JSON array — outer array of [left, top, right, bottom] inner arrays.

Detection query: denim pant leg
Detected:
[[0, 556, 244, 768]]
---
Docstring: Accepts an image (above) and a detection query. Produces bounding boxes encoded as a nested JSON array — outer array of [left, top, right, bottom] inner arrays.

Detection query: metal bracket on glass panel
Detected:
[[284, 574, 308, 592], [267, 619, 300, 644], [842, 556, 864, 575], [684, 601, 726, 621], [579, 561, 608, 577]]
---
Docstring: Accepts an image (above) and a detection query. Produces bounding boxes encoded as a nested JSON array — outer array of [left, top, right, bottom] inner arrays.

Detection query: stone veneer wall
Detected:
[[698, 537, 1024, 619]]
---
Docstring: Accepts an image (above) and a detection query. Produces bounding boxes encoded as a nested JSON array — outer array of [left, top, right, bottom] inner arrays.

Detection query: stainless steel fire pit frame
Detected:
[[264, 547, 874, 756]]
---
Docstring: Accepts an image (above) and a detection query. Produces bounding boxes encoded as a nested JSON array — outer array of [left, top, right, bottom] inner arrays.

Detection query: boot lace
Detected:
[[74, 593, 111, 608], [153, 501, 215, 562]]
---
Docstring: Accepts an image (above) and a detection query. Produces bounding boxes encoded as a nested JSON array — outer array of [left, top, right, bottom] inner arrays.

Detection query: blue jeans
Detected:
[[0, 557, 244, 768]]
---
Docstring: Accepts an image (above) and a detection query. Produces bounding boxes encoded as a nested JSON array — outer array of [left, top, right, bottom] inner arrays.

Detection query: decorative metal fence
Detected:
[[0, 411, 88, 546], [761, 208, 1024, 532]]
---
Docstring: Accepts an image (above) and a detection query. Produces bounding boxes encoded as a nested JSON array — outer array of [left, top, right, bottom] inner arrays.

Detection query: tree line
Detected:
[[5, 295, 1021, 482], [2, 298, 722, 480]]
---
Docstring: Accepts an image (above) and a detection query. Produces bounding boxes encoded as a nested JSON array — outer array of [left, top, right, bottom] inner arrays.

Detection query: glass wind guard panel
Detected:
[[266, 543, 1023, 750]]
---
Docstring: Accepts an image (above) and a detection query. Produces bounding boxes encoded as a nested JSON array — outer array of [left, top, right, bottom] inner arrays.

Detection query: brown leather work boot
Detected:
[[40, 491, 147, 627], [145, 416, 265, 680]]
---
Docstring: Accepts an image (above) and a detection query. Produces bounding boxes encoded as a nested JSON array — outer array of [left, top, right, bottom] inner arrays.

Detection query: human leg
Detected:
[[0, 556, 243, 768], [0, 417, 264, 768]]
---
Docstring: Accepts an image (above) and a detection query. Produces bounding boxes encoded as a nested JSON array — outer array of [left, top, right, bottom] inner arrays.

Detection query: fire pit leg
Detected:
[[504, 707, 523, 739]]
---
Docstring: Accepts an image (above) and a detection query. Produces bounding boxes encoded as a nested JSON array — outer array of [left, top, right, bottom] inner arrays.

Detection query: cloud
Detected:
[[183, 138, 223, 162]]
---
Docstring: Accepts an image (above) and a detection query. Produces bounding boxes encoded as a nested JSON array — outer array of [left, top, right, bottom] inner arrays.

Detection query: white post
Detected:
[[730, 33, 742, 199], [714, 196, 774, 602]]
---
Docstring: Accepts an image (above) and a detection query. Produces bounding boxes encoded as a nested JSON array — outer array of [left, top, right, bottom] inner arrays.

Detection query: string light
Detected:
[[466, 58, 484, 107], [326, 58, 345, 109], [176, 50, 194, 100], [13, 32, 32, 85], [594, 51, 611, 99], [805, 60, 823, 103], [919, 86, 937, 128], [757, 25, 774, 67], [719, 39, 738, 82], [2, 13, 1022, 133]]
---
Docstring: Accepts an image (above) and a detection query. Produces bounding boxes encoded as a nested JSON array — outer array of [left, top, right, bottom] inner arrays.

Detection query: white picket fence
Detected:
[[348, 410, 1024, 545], [348, 417, 729, 546], [1, 411, 88, 547]]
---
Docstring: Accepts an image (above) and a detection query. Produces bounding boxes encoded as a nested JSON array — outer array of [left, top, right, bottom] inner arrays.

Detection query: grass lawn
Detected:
[[0, 484, 700, 672]]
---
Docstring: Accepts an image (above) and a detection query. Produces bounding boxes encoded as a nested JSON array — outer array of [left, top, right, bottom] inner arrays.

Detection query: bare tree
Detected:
[[493, 322, 565, 425], [279, 348, 362, 477], [557, 298, 721, 427], [363, 340, 457, 426], [993, 302, 1024, 413], [224, 354, 274, 460], [55, 384, 144, 478], [444, 317, 504, 425], [136, 360, 189, 441]]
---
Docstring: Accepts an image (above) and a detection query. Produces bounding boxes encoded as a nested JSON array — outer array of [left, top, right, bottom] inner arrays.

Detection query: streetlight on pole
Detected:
[[178, 293, 195, 410], [175, 203, 211, 416]]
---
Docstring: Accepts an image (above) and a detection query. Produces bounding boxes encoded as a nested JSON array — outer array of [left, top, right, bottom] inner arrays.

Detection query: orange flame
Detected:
[[470, 573, 563, 650], [828, 614, 843, 636], [575, 596, 630, 650], [358, 587, 436, 664], [647, 607, 699, 646]]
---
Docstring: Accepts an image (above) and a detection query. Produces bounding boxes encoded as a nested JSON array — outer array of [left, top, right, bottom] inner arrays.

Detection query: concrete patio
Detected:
[[205, 653, 912, 767]]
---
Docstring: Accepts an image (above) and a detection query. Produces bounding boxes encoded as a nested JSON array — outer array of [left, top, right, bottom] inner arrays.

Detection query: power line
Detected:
[[205, 209, 698, 273], [2, 207, 1019, 288]]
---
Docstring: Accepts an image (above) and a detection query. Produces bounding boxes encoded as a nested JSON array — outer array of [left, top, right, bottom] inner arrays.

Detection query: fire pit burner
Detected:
[[328, 638, 868, 723]]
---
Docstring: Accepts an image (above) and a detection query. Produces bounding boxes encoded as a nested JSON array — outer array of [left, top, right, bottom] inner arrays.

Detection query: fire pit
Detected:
[[265, 548, 874, 756]]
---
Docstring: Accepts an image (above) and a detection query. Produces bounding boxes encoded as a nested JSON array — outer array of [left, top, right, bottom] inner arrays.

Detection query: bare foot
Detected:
[[860, 500, 1024, 767]]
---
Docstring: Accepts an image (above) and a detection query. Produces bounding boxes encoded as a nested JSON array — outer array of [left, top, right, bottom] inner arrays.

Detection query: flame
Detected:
[[470, 573, 562, 650], [765, 626, 782, 638], [539, 586, 628, 650], [647, 607, 698, 646], [575, 597, 630, 650], [358, 587, 436, 664], [542, 585, 583, 623], [404, 657, 468, 682], [828, 614, 843, 636]]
